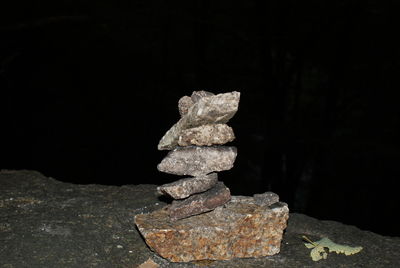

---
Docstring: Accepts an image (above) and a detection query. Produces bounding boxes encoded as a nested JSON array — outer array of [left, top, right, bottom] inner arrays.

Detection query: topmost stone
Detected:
[[190, 90, 214, 103], [178, 91, 214, 117], [158, 91, 240, 150]]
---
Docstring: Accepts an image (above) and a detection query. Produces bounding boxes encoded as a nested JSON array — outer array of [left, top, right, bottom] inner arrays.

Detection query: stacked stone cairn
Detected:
[[135, 91, 289, 262], [157, 90, 238, 220]]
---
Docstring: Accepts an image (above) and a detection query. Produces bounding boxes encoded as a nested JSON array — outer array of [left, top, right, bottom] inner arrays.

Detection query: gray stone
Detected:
[[157, 173, 218, 199], [253, 192, 280, 205], [0, 170, 163, 268], [2, 171, 400, 268], [190, 90, 214, 103], [158, 91, 240, 150], [135, 191, 288, 262], [168, 181, 231, 221], [157, 146, 237, 176], [177, 91, 215, 117], [229, 192, 279, 206], [178, 96, 193, 117], [177, 124, 235, 146]]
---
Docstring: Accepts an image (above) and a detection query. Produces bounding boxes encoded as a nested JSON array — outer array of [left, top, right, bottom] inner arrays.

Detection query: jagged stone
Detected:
[[178, 91, 214, 117], [134, 193, 289, 262], [178, 96, 193, 117], [228, 192, 280, 206], [157, 173, 218, 199], [168, 181, 231, 220], [158, 91, 240, 150], [157, 146, 237, 176], [190, 90, 214, 103], [177, 124, 235, 146]]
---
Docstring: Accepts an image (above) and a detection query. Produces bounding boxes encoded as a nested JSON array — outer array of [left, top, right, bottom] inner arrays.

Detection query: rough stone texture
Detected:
[[135, 194, 288, 261], [177, 124, 235, 146], [190, 90, 214, 103], [0, 170, 163, 268], [158, 91, 240, 150], [227, 192, 280, 207], [167, 181, 231, 220], [157, 173, 218, 199], [2, 170, 400, 268], [178, 96, 194, 117], [157, 146, 237, 176]]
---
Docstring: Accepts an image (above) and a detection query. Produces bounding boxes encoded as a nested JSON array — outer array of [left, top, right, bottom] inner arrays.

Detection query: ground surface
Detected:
[[1, 170, 399, 267]]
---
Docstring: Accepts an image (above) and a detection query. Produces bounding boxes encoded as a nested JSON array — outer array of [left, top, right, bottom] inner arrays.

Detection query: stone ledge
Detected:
[[1, 170, 399, 268]]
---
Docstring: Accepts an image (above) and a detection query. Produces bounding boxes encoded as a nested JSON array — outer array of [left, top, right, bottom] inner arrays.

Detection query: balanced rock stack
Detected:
[[135, 91, 289, 262], [157, 91, 239, 220]]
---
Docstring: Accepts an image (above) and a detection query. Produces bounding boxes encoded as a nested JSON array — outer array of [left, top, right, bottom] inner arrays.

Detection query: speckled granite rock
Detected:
[[158, 91, 240, 150], [178, 96, 194, 117], [157, 173, 218, 199], [1, 170, 400, 268], [177, 124, 235, 147], [157, 146, 237, 176], [135, 194, 289, 262]]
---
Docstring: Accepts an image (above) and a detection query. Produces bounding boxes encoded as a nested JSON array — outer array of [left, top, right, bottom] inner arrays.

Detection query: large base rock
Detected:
[[134, 193, 289, 262]]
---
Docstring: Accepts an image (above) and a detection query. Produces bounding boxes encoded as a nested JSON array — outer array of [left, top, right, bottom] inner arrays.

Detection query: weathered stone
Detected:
[[134, 193, 289, 262], [191, 90, 214, 103], [227, 192, 280, 207], [158, 91, 240, 150], [168, 181, 231, 220], [4, 171, 400, 268], [177, 124, 235, 146], [178, 96, 194, 117], [157, 146, 237, 176], [157, 173, 218, 199]]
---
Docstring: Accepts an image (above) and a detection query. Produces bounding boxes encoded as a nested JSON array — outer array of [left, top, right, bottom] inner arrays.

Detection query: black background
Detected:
[[1, 1, 399, 236]]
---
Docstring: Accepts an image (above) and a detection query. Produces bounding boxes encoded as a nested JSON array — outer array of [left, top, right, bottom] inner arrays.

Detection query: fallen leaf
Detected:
[[303, 236, 363, 261]]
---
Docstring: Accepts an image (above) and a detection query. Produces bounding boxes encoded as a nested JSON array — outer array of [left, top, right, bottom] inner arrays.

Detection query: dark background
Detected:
[[1, 1, 399, 236]]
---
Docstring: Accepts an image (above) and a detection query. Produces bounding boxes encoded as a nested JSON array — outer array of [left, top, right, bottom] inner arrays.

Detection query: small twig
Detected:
[[302, 235, 318, 247]]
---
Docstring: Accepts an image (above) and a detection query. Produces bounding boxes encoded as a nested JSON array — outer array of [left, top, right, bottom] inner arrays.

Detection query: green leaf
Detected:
[[303, 236, 363, 261]]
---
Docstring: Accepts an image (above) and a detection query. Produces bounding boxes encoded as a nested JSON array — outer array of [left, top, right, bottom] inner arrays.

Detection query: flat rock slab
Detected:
[[0, 170, 163, 268], [233, 192, 280, 206], [157, 173, 218, 199], [157, 146, 237, 176], [177, 124, 235, 146], [2, 170, 400, 268], [158, 91, 240, 150], [135, 194, 289, 262], [168, 181, 231, 220]]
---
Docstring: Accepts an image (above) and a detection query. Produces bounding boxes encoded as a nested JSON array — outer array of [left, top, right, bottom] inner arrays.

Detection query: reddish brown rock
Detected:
[[168, 181, 231, 220], [157, 146, 237, 176], [157, 173, 218, 199], [134, 193, 289, 262], [177, 124, 235, 147]]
